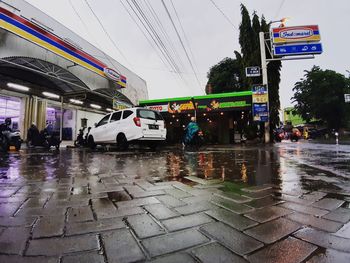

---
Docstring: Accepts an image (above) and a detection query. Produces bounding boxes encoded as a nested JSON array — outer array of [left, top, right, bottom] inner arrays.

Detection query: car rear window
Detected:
[[137, 109, 164, 120]]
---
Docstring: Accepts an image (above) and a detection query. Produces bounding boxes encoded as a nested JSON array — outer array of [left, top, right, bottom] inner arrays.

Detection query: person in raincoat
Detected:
[[183, 117, 199, 146]]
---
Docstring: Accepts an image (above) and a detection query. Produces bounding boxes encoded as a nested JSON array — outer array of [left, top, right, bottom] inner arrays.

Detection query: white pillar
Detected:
[[60, 97, 63, 141], [259, 32, 270, 143]]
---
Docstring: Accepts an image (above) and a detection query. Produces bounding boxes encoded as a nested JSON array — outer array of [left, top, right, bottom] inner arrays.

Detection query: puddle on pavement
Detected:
[[107, 191, 132, 202], [1, 143, 350, 199]]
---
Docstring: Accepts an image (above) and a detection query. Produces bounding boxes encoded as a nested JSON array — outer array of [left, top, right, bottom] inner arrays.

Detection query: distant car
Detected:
[[88, 108, 167, 150], [308, 128, 328, 139]]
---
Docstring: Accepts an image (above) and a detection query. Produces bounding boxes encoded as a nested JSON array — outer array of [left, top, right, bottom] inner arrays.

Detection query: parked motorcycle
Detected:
[[74, 127, 91, 147], [27, 124, 61, 150], [0, 118, 22, 151], [74, 127, 85, 147]]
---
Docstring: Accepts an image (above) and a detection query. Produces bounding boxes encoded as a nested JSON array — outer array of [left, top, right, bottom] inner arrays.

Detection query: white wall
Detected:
[[76, 110, 104, 135]]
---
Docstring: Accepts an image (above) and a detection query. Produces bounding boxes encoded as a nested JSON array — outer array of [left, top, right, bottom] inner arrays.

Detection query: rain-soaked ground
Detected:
[[0, 141, 350, 262], [2, 141, 350, 195]]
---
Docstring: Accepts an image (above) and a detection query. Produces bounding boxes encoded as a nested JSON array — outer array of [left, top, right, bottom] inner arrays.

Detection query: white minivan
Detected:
[[88, 107, 166, 150]]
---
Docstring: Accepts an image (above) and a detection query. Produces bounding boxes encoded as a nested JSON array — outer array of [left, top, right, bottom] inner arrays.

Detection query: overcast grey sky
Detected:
[[26, 0, 350, 108]]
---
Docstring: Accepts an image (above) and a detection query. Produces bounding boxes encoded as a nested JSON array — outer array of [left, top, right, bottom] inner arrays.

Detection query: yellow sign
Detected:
[[252, 94, 268, 103]]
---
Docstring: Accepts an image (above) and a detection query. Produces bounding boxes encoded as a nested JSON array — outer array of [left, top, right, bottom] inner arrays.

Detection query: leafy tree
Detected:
[[292, 66, 350, 130], [206, 4, 282, 134], [206, 57, 244, 93], [238, 5, 282, 133]]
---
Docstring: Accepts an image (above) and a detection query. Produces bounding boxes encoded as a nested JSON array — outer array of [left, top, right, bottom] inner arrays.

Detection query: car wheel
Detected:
[[88, 135, 96, 150], [117, 134, 128, 151], [149, 143, 157, 151]]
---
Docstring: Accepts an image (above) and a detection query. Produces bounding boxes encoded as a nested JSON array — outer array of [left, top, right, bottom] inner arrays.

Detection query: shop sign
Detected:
[[274, 43, 323, 56], [0, 7, 127, 87], [166, 98, 251, 113], [272, 25, 320, 44], [252, 85, 269, 122], [113, 99, 130, 110], [253, 103, 269, 122], [168, 101, 195, 113], [147, 105, 169, 112], [104, 67, 120, 81]]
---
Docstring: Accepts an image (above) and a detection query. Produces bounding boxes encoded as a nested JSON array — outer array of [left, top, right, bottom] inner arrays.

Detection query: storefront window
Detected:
[[0, 96, 21, 130], [46, 106, 75, 140]]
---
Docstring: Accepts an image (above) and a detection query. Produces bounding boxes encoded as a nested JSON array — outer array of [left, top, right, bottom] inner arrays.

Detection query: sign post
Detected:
[[259, 32, 270, 143], [258, 24, 323, 143]]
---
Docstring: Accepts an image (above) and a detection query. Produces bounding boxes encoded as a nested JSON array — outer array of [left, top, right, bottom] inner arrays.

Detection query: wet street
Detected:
[[0, 141, 350, 262]]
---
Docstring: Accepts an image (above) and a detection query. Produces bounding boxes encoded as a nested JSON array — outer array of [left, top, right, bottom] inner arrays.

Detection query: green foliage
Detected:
[[220, 181, 248, 194], [207, 57, 244, 93], [292, 66, 350, 129], [206, 4, 282, 132], [238, 4, 282, 132]]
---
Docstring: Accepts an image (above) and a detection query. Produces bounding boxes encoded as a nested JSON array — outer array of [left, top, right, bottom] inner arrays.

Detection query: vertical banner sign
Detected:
[[252, 85, 269, 122]]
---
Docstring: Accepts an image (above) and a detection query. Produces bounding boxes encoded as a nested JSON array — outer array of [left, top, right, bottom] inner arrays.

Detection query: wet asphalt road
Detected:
[[0, 141, 350, 262]]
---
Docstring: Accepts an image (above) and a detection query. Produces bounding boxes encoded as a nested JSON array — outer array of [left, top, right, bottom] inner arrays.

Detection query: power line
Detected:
[[119, 0, 171, 72], [160, 0, 203, 91], [144, 0, 187, 72], [124, 0, 180, 75], [274, 0, 286, 20], [131, 0, 182, 74], [83, 0, 131, 66], [123, 0, 191, 90], [68, 0, 114, 66], [209, 0, 237, 31], [169, 0, 198, 76]]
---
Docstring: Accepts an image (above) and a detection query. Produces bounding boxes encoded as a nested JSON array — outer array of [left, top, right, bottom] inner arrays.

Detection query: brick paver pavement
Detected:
[[0, 149, 350, 262]]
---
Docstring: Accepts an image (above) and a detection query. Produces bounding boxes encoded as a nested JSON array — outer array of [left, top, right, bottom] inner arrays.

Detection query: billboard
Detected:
[[272, 25, 320, 44]]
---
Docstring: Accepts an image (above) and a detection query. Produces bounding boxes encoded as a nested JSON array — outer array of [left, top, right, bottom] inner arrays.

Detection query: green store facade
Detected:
[[139, 91, 254, 144]]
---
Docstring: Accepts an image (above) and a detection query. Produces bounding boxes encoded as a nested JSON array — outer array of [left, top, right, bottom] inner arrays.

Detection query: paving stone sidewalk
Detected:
[[1, 170, 350, 262]]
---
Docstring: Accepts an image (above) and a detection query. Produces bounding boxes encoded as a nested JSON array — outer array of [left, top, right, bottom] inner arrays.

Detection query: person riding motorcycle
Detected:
[[0, 118, 22, 151], [183, 117, 203, 149], [0, 118, 11, 152]]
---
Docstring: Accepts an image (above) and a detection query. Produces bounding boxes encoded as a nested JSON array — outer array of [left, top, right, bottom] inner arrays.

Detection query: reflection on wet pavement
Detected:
[[1, 143, 349, 196], [0, 142, 350, 262]]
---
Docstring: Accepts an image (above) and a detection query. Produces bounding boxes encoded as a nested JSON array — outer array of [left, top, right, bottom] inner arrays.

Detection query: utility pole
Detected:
[[259, 32, 270, 143]]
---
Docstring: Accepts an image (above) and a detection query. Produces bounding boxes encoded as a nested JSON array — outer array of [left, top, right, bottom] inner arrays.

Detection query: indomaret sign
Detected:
[[272, 25, 321, 44]]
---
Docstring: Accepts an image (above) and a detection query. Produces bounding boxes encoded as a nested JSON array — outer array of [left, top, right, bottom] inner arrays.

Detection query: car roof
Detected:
[[108, 107, 156, 114]]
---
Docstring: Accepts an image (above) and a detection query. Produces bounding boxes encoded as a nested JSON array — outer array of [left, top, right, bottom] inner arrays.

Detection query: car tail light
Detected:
[[133, 117, 141, 127]]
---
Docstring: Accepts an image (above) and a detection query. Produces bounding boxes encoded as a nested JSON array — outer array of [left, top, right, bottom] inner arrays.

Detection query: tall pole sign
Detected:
[[259, 24, 323, 143]]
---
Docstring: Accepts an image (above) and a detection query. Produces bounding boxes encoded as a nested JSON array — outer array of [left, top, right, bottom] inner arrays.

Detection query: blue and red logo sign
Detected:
[[272, 25, 320, 44]]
